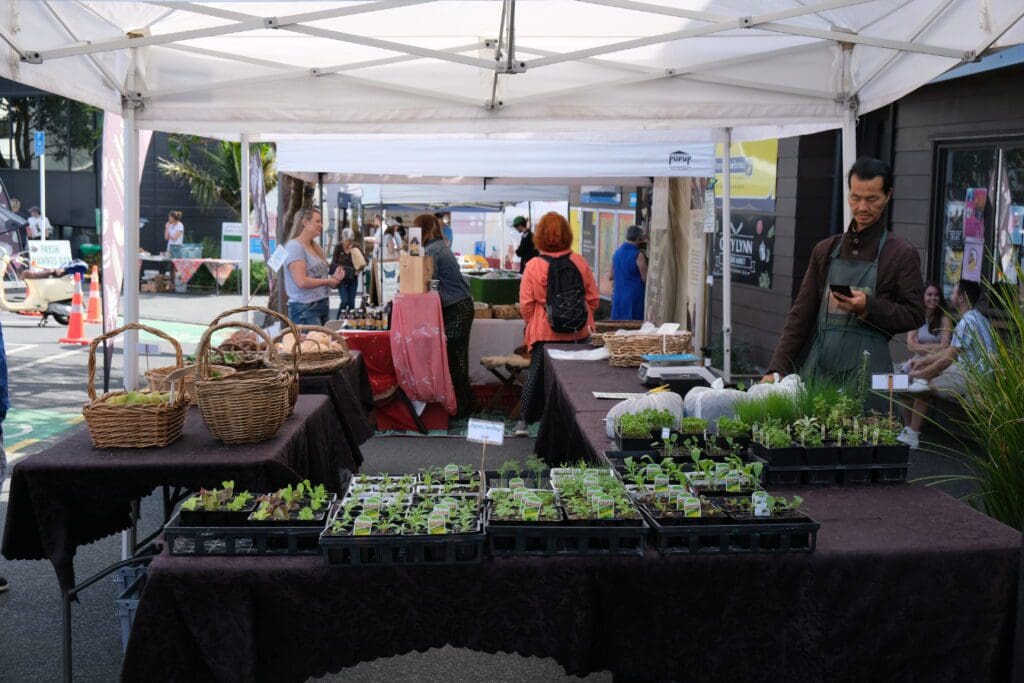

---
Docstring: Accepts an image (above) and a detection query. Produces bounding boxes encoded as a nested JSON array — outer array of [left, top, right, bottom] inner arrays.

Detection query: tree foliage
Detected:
[[0, 96, 100, 169]]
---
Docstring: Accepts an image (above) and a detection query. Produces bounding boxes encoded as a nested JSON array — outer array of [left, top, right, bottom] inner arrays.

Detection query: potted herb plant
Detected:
[[615, 412, 656, 451], [752, 421, 802, 466], [715, 416, 751, 449]]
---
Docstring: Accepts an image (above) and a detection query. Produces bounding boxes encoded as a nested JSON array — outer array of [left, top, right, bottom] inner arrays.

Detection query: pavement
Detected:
[[0, 291, 988, 681]]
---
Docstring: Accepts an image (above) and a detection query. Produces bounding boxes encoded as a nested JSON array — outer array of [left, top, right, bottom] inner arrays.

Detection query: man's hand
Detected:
[[831, 289, 867, 315]]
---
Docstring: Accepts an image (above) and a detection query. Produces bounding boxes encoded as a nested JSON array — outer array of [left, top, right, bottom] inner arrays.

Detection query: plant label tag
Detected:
[[680, 495, 701, 517], [521, 493, 542, 521], [427, 514, 447, 535], [594, 494, 615, 519], [443, 464, 460, 481], [509, 477, 525, 490], [587, 487, 603, 504], [466, 418, 505, 445], [872, 373, 910, 390], [353, 515, 373, 536], [267, 245, 289, 272], [660, 427, 671, 440], [521, 505, 540, 522], [582, 475, 599, 489], [137, 343, 160, 354], [431, 504, 451, 520], [645, 464, 663, 478], [724, 472, 742, 493], [752, 491, 771, 518], [583, 468, 601, 477], [362, 496, 382, 518], [653, 474, 670, 492], [714, 462, 730, 478], [667, 484, 686, 495]]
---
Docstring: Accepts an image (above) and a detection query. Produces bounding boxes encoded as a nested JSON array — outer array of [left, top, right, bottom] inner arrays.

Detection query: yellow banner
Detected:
[[714, 139, 778, 205]]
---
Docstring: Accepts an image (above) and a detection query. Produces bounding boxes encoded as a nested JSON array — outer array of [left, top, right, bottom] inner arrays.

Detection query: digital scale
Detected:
[[637, 353, 719, 395]]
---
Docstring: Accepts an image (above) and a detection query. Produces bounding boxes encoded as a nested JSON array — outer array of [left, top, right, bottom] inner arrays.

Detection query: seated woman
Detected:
[[513, 212, 599, 437], [419, 214, 475, 418], [283, 208, 341, 326], [898, 282, 952, 448]]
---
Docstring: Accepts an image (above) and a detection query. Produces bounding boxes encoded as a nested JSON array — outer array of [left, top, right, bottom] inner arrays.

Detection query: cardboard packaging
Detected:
[[399, 254, 435, 294]]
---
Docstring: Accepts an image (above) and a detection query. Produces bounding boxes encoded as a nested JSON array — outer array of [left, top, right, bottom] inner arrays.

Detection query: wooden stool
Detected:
[[480, 354, 530, 418]]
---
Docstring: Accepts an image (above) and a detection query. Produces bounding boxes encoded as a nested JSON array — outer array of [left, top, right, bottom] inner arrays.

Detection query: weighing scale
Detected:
[[638, 353, 718, 395]]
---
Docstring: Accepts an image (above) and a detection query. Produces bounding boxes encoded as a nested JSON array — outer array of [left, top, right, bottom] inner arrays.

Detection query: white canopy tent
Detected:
[[3, 0, 1023, 386]]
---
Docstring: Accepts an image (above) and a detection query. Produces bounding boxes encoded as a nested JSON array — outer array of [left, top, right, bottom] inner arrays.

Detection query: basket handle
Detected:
[[207, 304, 302, 367], [196, 321, 296, 379], [87, 323, 184, 403], [273, 324, 349, 354]]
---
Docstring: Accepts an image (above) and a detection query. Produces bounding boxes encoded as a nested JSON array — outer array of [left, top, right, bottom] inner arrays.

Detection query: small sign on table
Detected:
[[467, 418, 505, 476], [872, 373, 910, 422]]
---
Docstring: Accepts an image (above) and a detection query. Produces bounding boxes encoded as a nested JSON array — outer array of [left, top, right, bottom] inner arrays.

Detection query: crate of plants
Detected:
[[712, 416, 752, 450], [489, 456, 550, 491], [346, 473, 419, 501], [416, 463, 484, 497], [613, 408, 680, 451], [682, 454, 764, 497], [177, 481, 256, 526], [321, 494, 485, 566], [164, 480, 334, 556], [542, 464, 648, 556], [484, 488, 568, 556]]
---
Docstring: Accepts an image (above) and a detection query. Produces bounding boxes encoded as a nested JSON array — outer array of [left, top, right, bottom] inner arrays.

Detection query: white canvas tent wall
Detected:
[[4, 0, 1022, 386]]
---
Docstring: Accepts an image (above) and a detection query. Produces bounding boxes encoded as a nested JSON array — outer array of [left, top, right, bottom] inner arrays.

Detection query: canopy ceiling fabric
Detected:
[[340, 182, 571, 203], [3, 1, 1022, 141]]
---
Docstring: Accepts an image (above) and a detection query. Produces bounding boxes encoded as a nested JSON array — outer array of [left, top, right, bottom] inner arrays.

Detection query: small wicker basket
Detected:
[[194, 321, 297, 445], [274, 325, 352, 375], [591, 320, 645, 347], [604, 331, 694, 367], [83, 323, 190, 448]]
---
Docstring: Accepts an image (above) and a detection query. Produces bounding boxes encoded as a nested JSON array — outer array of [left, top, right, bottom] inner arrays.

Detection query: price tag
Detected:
[[872, 373, 910, 390], [656, 322, 681, 335], [137, 343, 160, 354], [266, 244, 289, 272], [466, 418, 505, 446]]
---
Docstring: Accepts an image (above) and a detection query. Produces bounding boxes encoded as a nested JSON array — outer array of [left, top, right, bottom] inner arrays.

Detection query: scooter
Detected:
[[0, 252, 75, 325]]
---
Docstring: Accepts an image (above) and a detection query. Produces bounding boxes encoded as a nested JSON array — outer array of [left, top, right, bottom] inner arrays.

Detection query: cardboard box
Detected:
[[399, 254, 435, 294]]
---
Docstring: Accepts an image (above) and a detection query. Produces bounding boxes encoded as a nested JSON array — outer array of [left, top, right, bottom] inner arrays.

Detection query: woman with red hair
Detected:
[[513, 212, 599, 436]]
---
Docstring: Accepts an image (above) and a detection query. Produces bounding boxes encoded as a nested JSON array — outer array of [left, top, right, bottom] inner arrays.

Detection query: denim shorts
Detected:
[[287, 298, 330, 326]]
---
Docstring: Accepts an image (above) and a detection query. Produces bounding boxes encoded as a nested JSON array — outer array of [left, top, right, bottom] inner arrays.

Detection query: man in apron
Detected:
[[764, 158, 925, 390]]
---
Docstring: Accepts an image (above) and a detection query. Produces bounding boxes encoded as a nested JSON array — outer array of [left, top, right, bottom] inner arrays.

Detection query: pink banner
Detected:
[[101, 112, 152, 333]]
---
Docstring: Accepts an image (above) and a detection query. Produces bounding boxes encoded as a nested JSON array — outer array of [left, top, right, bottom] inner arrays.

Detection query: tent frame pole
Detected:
[[721, 127, 732, 384], [123, 50, 140, 391], [841, 43, 857, 231], [241, 133, 251, 320]]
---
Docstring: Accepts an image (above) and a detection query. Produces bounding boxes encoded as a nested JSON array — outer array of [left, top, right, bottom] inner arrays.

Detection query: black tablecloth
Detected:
[[122, 484, 1019, 682], [1, 395, 350, 590], [298, 351, 374, 466]]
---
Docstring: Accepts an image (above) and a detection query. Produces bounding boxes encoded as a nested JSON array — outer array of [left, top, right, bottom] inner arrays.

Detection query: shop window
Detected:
[[934, 141, 1024, 298]]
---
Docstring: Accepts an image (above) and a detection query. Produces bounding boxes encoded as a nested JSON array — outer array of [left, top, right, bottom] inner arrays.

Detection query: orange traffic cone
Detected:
[[85, 265, 102, 324], [59, 273, 91, 346]]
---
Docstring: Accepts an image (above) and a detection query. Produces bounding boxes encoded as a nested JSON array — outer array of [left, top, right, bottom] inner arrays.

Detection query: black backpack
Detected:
[[540, 254, 588, 333]]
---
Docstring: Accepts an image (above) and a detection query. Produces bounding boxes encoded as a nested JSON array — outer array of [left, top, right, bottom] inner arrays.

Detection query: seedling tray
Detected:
[[753, 454, 910, 486], [320, 522, 486, 567], [638, 504, 819, 555], [163, 511, 322, 556], [484, 505, 647, 557]]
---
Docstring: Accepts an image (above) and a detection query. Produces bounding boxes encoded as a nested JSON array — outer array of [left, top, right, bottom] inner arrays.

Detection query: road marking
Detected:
[[7, 438, 39, 455], [5, 343, 38, 355], [8, 347, 88, 371]]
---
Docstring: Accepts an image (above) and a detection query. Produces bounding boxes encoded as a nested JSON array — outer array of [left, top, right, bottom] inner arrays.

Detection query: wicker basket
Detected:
[[208, 305, 301, 410], [591, 320, 645, 347], [605, 331, 694, 368], [195, 321, 297, 444], [83, 323, 190, 448], [145, 363, 236, 404], [274, 325, 352, 375], [491, 303, 521, 320]]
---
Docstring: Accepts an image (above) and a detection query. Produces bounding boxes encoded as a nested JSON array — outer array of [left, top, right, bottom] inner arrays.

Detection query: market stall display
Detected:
[[145, 362, 236, 405], [465, 271, 521, 305], [82, 323, 190, 449], [603, 330, 694, 367]]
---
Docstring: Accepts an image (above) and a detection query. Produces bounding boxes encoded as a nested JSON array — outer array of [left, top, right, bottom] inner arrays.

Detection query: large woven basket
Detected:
[[491, 303, 521, 320], [275, 325, 352, 375], [83, 323, 190, 448], [592, 320, 645, 347], [194, 321, 297, 444], [605, 331, 694, 368], [145, 363, 236, 404], [209, 305, 301, 410]]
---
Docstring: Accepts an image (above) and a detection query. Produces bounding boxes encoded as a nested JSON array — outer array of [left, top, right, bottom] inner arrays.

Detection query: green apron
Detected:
[[801, 229, 892, 385]]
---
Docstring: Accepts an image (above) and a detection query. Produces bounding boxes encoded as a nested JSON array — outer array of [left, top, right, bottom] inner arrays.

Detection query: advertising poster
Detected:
[[714, 139, 779, 213], [570, 207, 582, 254], [963, 188, 987, 240], [961, 239, 983, 282], [713, 214, 775, 289], [580, 210, 596, 271], [598, 211, 618, 297], [942, 246, 964, 299], [944, 200, 965, 245], [998, 205, 1023, 284]]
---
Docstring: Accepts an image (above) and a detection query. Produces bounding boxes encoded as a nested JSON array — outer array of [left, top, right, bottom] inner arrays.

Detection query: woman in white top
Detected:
[[164, 210, 185, 253], [901, 281, 953, 444]]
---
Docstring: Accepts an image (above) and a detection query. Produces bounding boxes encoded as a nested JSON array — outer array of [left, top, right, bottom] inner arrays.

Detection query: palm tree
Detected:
[[157, 136, 277, 217]]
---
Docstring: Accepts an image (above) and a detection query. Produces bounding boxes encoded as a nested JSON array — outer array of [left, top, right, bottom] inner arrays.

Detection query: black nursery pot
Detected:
[[753, 442, 803, 467], [616, 433, 659, 452], [715, 434, 752, 451], [875, 444, 910, 465], [804, 445, 840, 467], [840, 444, 875, 465]]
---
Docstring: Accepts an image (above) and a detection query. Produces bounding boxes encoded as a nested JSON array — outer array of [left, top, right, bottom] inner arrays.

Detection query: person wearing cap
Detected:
[[330, 227, 366, 315], [27, 206, 53, 240], [610, 224, 648, 320], [513, 216, 538, 273]]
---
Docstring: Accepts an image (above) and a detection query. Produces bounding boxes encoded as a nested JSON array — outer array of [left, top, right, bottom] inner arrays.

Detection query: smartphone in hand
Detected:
[[829, 283, 853, 298]]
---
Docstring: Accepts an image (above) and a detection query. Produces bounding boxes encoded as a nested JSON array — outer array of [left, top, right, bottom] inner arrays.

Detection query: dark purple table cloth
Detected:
[[121, 485, 1019, 682], [298, 351, 374, 466], [2, 395, 351, 590]]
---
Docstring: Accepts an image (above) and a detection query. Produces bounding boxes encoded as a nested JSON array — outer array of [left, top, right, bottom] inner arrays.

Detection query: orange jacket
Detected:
[[520, 249, 600, 350]]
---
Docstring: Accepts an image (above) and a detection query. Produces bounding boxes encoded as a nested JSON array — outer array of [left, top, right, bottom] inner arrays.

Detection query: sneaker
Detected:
[[0, 576, 8, 594], [897, 428, 920, 450], [908, 379, 931, 394], [513, 420, 529, 437]]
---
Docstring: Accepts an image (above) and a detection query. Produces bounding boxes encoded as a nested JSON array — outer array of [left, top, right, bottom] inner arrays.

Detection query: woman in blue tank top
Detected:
[[610, 224, 648, 320]]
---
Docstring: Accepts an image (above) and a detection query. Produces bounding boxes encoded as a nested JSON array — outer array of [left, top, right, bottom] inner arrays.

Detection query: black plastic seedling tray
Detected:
[[484, 504, 647, 557], [754, 453, 910, 486], [163, 512, 323, 556], [638, 503, 820, 555], [320, 523, 486, 566]]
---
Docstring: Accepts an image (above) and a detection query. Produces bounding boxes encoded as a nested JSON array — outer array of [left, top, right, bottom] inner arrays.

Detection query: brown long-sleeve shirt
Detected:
[[768, 219, 925, 374]]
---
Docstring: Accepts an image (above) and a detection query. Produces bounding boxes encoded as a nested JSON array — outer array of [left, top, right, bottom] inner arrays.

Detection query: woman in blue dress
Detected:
[[610, 224, 648, 320]]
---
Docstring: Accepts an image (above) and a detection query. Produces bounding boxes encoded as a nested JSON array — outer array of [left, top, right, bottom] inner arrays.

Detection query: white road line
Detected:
[[8, 347, 89, 371], [5, 343, 38, 355]]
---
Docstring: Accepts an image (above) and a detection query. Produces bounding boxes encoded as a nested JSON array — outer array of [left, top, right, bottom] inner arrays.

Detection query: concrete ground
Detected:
[[0, 292, 988, 681]]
